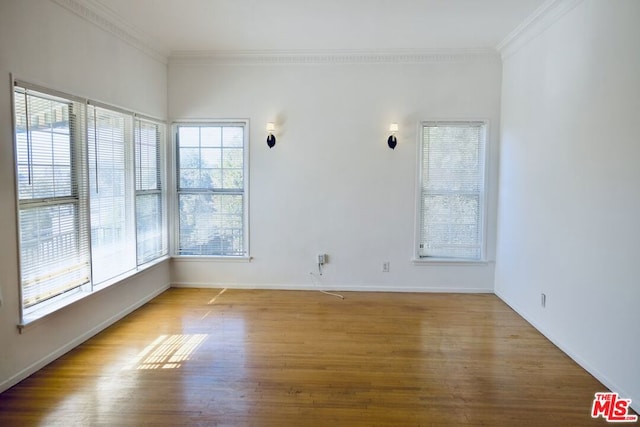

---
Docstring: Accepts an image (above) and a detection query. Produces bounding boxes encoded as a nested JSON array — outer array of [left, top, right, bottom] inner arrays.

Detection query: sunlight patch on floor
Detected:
[[127, 334, 208, 370]]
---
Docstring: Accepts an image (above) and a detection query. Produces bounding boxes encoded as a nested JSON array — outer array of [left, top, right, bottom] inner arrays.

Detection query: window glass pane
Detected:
[[201, 127, 222, 147], [222, 169, 243, 189], [179, 169, 200, 189], [15, 93, 74, 200], [136, 193, 164, 263], [135, 121, 159, 191], [424, 126, 481, 193], [178, 194, 244, 256], [201, 148, 221, 168], [178, 127, 200, 147], [223, 127, 243, 147], [19, 203, 89, 308], [222, 148, 243, 169], [179, 147, 200, 169], [202, 168, 223, 189]]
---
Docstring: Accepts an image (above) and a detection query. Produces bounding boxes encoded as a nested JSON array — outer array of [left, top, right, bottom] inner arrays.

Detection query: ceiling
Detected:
[[90, 0, 548, 55]]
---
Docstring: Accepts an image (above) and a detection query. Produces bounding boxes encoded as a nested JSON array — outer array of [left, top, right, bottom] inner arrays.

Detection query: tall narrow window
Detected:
[[135, 118, 167, 264], [418, 121, 486, 260], [87, 104, 136, 283], [176, 123, 247, 256], [14, 86, 90, 309]]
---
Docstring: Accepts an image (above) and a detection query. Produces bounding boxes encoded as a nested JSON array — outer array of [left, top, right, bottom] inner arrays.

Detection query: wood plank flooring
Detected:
[[0, 288, 621, 426]]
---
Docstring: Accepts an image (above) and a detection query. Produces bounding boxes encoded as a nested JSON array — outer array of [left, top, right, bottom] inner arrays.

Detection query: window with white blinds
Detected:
[[176, 123, 247, 256], [88, 104, 136, 283], [14, 88, 90, 308], [418, 121, 486, 260], [13, 82, 167, 318], [135, 118, 167, 264]]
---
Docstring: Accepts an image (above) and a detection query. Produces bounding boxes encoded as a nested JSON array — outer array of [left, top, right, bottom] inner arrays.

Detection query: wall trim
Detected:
[[0, 283, 170, 394], [496, 0, 585, 59], [168, 48, 500, 66], [171, 281, 494, 294], [50, 0, 168, 64], [495, 289, 639, 413]]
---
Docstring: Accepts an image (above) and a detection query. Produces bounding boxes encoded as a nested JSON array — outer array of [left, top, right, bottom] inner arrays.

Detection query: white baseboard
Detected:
[[170, 281, 494, 294], [0, 283, 170, 394], [495, 289, 639, 414]]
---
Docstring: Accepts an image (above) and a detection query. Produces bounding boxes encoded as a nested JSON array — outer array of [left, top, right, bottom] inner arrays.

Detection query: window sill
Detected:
[[172, 256, 253, 263], [18, 256, 170, 333], [412, 258, 491, 266]]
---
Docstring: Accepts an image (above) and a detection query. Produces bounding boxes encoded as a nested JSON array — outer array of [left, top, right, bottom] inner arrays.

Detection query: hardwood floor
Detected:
[[0, 288, 620, 426]]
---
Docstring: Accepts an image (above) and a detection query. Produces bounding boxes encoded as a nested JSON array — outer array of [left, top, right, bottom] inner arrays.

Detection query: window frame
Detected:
[[414, 120, 489, 264], [172, 120, 250, 259]]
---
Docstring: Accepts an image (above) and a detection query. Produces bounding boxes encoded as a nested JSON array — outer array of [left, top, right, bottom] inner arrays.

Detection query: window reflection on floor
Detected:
[[129, 334, 208, 370]]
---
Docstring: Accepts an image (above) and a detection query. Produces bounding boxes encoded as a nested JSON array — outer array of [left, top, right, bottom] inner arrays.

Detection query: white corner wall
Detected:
[[496, 0, 640, 410], [169, 53, 501, 292], [0, 0, 170, 392]]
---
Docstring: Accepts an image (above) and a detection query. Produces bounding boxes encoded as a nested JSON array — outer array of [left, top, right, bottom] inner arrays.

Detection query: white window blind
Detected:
[[14, 87, 90, 308], [135, 118, 167, 264], [419, 121, 486, 260], [176, 124, 246, 256], [88, 104, 136, 283]]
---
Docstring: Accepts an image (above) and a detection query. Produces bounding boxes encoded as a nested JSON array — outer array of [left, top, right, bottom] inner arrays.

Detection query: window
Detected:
[[88, 104, 136, 283], [135, 118, 167, 265], [417, 121, 487, 260], [14, 87, 90, 309], [176, 123, 248, 256], [13, 82, 167, 319]]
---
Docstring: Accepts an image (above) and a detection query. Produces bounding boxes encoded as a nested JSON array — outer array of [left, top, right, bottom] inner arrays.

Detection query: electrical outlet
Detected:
[[541, 293, 546, 308], [382, 262, 390, 272]]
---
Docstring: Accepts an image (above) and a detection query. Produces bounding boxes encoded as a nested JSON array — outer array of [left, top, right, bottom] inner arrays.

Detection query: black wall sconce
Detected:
[[388, 123, 398, 149], [266, 122, 276, 148]]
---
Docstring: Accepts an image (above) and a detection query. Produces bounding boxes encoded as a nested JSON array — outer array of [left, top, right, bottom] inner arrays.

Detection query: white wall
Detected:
[[0, 0, 170, 392], [169, 53, 501, 292], [496, 0, 640, 410]]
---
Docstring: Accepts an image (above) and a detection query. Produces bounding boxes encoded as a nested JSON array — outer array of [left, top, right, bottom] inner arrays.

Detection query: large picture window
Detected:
[[13, 82, 167, 321], [176, 123, 248, 256], [418, 121, 487, 260]]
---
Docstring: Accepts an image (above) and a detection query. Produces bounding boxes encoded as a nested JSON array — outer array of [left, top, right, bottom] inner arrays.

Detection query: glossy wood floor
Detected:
[[0, 288, 619, 426]]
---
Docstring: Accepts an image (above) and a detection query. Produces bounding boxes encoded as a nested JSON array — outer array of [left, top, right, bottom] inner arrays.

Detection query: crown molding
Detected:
[[168, 48, 500, 66], [50, 0, 169, 64], [497, 0, 585, 59]]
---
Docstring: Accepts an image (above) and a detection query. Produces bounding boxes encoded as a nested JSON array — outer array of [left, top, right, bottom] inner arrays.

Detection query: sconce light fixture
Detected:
[[266, 122, 276, 148], [388, 123, 398, 149]]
